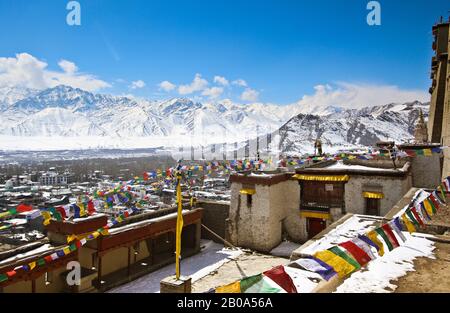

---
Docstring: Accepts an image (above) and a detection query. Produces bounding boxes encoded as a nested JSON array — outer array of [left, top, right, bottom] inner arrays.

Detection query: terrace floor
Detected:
[[393, 240, 450, 293]]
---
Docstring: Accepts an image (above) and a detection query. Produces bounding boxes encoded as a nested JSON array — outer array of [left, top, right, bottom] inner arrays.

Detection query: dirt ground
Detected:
[[394, 241, 450, 293], [192, 251, 289, 293], [426, 195, 450, 226]]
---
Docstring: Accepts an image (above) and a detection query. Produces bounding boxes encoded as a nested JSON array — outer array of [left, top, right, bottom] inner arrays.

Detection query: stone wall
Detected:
[[344, 175, 412, 216], [197, 200, 230, 243], [228, 180, 301, 253], [410, 154, 443, 188]]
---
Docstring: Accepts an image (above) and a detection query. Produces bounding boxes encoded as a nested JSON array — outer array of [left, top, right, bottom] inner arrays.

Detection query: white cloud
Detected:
[[232, 79, 248, 87], [58, 60, 78, 74], [214, 75, 229, 86], [296, 82, 429, 110], [130, 80, 146, 89], [240, 88, 259, 102], [178, 73, 208, 95], [158, 80, 176, 92], [0, 53, 110, 92], [202, 87, 224, 99]]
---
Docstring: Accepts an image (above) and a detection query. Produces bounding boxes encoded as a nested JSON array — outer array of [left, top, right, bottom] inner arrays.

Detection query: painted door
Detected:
[[307, 218, 327, 239]]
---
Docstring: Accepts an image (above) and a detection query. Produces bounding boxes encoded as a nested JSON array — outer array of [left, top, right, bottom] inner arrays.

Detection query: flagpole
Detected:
[[175, 168, 183, 280]]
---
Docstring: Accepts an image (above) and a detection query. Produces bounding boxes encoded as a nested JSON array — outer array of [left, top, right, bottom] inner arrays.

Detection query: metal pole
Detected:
[[175, 172, 183, 279]]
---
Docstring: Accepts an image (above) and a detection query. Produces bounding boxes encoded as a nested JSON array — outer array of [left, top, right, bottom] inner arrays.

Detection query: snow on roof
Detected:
[[284, 266, 323, 293], [72, 213, 107, 223], [335, 233, 435, 293], [299, 214, 381, 255], [4, 218, 27, 226], [0, 243, 53, 266], [108, 210, 190, 235], [326, 160, 400, 172]]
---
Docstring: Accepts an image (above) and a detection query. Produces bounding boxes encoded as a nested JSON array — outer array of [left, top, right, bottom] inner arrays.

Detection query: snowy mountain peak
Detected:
[[0, 85, 431, 151]]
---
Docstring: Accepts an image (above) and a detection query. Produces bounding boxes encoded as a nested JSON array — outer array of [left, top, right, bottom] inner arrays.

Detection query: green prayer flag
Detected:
[[8, 208, 17, 215], [406, 210, 421, 228], [426, 198, 437, 214], [375, 228, 394, 251], [439, 185, 447, 203], [240, 274, 263, 293], [242, 275, 283, 293], [328, 246, 361, 270], [37, 259, 46, 266], [0, 273, 8, 283]]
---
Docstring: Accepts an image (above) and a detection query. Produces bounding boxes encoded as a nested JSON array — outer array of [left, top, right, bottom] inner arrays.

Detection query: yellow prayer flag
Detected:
[[63, 247, 71, 255], [422, 201, 434, 217], [78, 203, 86, 216], [29, 262, 36, 270], [401, 214, 416, 233], [0, 211, 11, 218], [216, 281, 241, 293], [100, 228, 109, 236], [41, 211, 52, 226], [67, 234, 77, 243], [424, 149, 432, 156], [314, 250, 356, 278], [367, 230, 385, 256]]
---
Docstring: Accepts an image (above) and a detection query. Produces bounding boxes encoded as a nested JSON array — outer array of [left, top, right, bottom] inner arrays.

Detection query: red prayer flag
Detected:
[[338, 241, 372, 266], [56, 206, 66, 219], [428, 195, 440, 211], [381, 224, 400, 248], [75, 240, 82, 249], [411, 207, 425, 227], [16, 203, 33, 213], [143, 172, 149, 181], [87, 200, 95, 215], [44, 255, 53, 263], [263, 265, 297, 293]]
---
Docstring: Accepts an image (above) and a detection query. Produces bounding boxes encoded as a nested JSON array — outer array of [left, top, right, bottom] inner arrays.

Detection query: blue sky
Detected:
[[0, 0, 448, 106]]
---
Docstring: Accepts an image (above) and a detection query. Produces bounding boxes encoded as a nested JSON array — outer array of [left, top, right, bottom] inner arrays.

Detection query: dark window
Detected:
[[247, 194, 252, 207], [365, 198, 380, 216]]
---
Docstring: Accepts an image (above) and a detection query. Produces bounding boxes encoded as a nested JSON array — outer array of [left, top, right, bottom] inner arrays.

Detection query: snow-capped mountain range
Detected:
[[0, 85, 429, 152], [276, 101, 429, 156]]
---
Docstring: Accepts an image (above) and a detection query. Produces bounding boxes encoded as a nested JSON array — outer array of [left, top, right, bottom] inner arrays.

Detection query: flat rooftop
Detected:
[[295, 159, 411, 177]]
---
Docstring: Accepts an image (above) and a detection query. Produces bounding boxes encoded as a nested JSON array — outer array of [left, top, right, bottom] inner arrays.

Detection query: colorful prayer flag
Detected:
[[29, 262, 36, 270], [366, 231, 385, 256], [263, 265, 297, 293], [375, 228, 394, 251], [241, 275, 284, 293], [338, 241, 372, 266], [216, 281, 241, 293], [293, 257, 337, 281], [16, 203, 33, 213], [390, 218, 407, 242], [328, 246, 361, 269], [314, 250, 356, 278]]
